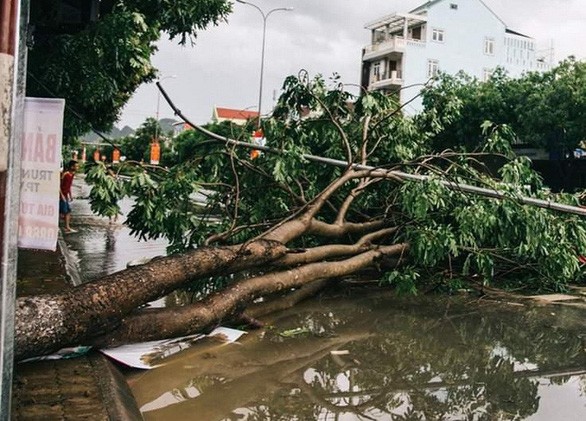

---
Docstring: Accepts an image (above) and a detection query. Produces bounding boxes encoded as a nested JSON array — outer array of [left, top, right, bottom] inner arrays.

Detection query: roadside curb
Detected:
[[89, 354, 143, 421], [13, 240, 144, 420]]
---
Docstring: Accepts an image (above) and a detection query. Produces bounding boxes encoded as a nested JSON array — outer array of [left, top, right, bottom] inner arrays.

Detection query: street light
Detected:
[[236, 0, 293, 127], [155, 74, 176, 140]]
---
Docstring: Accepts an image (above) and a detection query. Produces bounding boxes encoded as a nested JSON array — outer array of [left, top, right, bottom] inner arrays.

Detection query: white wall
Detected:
[[401, 0, 507, 112]]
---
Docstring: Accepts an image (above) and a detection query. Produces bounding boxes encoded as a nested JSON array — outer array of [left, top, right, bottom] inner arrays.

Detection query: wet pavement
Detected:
[[62, 178, 168, 284], [13, 353, 141, 421], [12, 176, 167, 420]]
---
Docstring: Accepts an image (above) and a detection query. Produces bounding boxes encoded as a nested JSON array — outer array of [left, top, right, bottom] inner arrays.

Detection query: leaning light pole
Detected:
[[236, 0, 293, 127], [154, 74, 176, 141]]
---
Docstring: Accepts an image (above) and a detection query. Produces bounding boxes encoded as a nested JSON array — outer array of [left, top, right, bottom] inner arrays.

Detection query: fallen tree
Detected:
[[15, 240, 286, 359], [15, 72, 586, 360]]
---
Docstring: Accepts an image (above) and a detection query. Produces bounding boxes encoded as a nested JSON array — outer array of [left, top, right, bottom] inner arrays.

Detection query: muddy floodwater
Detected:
[[126, 290, 586, 420], [64, 178, 586, 420]]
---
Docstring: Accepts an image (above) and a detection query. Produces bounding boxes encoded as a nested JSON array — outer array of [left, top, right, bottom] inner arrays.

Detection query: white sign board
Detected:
[[18, 98, 65, 251]]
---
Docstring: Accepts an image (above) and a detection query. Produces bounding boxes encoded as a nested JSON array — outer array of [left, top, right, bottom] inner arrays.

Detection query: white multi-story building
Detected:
[[361, 0, 553, 113]]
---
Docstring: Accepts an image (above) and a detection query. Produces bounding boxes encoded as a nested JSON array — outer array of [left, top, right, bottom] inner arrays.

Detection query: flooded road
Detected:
[[63, 177, 168, 283], [64, 177, 586, 420], [128, 290, 586, 420]]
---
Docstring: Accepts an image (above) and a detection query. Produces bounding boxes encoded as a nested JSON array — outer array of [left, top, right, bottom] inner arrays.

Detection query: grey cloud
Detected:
[[120, 0, 586, 128]]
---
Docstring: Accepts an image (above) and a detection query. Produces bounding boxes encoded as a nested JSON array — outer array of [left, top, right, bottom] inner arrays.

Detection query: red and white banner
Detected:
[[250, 129, 265, 160], [18, 98, 65, 251]]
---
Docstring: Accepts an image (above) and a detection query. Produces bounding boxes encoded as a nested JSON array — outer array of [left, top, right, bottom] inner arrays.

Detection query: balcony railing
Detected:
[[363, 36, 407, 61], [369, 70, 403, 90]]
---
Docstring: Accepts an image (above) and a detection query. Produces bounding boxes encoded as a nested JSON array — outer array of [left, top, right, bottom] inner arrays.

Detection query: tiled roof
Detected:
[[215, 107, 259, 120]]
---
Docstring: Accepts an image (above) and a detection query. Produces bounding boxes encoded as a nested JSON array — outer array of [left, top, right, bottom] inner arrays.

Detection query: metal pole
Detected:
[[155, 88, 161, 140], [257, 12, 267, 127], [154, 75, 175, 141], [0, 0, 28, 418], [156, 81, 586, 218], [236, 1, 292, 127]]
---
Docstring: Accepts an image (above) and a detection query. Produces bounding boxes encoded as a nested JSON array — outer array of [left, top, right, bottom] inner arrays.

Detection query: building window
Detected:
[[411, 26, 422, 40], [484, 37, 495, 55], [432, 28, 445, 42], [483, 68, 493, 81], [427, 59, 439, 78], [373, 62, 381, 81], [450, 3, 458, 9]]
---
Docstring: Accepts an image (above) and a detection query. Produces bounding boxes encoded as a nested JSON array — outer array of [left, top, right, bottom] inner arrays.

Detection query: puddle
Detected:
[[127, 290, 586, 420], [62, 178, 168, 282]]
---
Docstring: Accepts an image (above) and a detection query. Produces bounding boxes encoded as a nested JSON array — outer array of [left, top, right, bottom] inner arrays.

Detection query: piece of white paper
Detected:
[[99, 327, 246, 369]]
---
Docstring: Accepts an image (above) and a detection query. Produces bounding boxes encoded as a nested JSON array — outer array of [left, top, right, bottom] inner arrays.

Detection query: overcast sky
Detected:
[[118, 0, 586, 129]]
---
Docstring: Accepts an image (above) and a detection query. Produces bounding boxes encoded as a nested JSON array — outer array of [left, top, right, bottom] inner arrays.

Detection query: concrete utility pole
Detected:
[[156, 82, 586, 218], [0, 0, 28, 418]]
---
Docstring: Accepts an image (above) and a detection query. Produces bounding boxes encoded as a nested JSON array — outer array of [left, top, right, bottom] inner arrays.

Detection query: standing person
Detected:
[[59, 160, 78, 233]]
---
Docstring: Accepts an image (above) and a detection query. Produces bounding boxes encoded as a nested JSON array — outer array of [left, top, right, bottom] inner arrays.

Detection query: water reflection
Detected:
[[64, 179, 168, 282], [128, 290, 586, 420]]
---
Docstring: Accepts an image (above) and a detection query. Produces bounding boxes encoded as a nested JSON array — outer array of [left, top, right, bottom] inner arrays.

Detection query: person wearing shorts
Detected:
[[60, 160, 78, 233]]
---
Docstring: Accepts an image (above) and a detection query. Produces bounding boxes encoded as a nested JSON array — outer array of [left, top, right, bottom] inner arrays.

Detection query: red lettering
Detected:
[[22, 133, 58, 163], [34, 133, 44, 162], [46, 134, 57, 163]]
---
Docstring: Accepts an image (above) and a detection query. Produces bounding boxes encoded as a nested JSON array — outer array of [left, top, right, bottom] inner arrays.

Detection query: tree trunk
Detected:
[[15, 240, 286, 360], [93, 243, 408, 347]]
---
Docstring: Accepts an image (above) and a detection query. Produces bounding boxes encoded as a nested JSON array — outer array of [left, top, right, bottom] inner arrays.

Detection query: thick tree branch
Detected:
[[263, 169, 384, 243], [93, 243, 409, 347], [308, 218, 388, 238], [276, 227, 398, 267], [15, 240, 287, 360]]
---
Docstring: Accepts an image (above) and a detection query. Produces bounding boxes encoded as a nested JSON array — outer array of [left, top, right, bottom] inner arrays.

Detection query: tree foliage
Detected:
[[27, 0, 232, 142], [86, 71, 586, 294], [420, 58, 586, 155]]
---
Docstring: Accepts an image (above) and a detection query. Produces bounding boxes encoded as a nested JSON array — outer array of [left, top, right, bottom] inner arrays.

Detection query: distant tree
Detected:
[[117, 117, 174, 165], [26, 0, 232, 143], [420, 58, 586, 155], [170, 120, 254, 166]]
